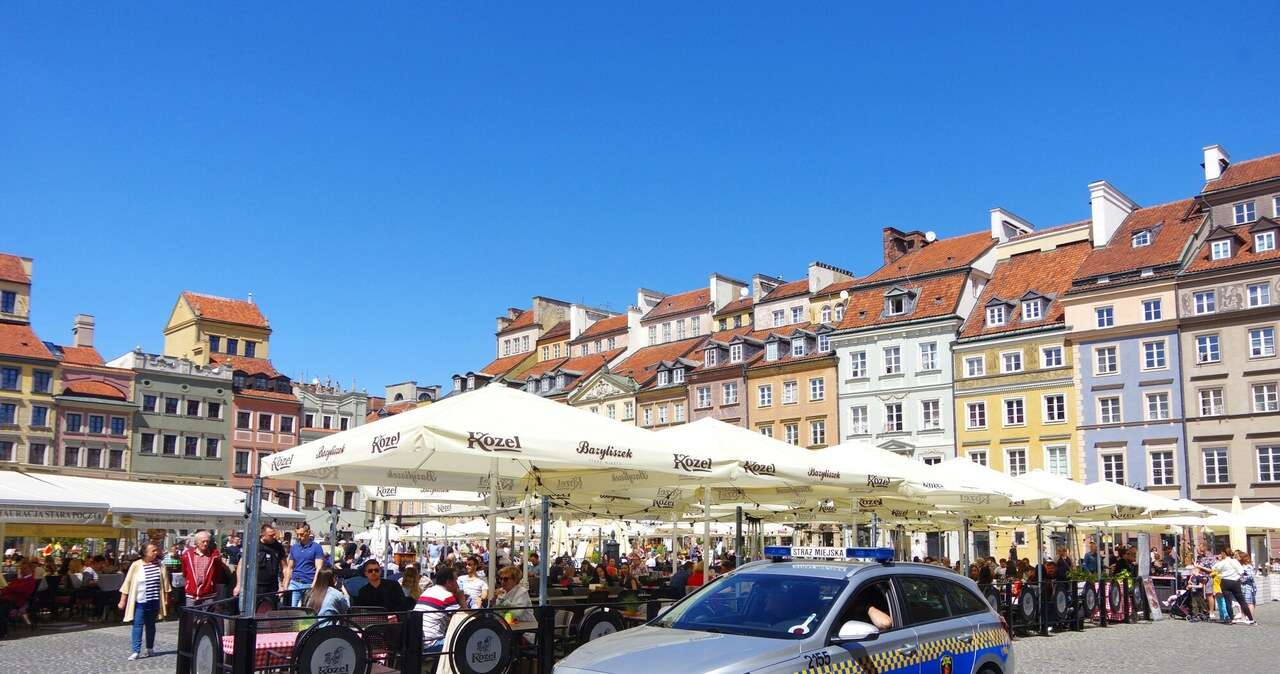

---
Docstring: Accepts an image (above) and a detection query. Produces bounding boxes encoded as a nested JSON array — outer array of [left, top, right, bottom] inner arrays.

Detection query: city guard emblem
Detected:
[[939, 654, 953, 674]]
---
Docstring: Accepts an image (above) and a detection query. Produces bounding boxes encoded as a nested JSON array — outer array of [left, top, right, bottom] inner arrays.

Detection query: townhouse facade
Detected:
[[687, 327, 761, 427], [746, 324, 838, 448], [0, 254, 59, 469], [47, 316, 136, 476], [295, 380, 370, 531]]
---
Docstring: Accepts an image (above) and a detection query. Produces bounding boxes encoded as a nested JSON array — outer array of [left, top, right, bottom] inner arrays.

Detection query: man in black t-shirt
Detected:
[[354, 559, 409, 611], [234, 523, 287, 613]]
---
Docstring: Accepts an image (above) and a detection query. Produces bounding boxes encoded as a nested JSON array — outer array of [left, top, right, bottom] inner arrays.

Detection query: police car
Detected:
[[556, 547, 1012, 674]]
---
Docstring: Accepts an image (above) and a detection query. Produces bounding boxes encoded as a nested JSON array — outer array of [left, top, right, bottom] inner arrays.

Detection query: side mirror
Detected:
[[834, 620, 879, 642]]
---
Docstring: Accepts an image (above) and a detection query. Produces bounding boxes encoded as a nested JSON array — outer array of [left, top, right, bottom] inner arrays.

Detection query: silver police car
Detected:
[[556, 547, 1012, 674]]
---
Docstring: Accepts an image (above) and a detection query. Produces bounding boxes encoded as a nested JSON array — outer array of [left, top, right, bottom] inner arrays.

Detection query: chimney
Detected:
[[881, 227, 930, 264], [1202, 144, 1231, 182], [72, 314, 95, 348], [751, 274, 784, 301], [708, 273, 747, 311], [807, 261, 855, 294], [989, 208, 1034, 242], [1088, 180, 1139, 248]]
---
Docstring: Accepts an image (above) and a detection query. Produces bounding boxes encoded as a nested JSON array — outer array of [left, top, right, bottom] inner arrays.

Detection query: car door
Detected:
[[895, 576, 974, 674], [813, 576, 920, 674]]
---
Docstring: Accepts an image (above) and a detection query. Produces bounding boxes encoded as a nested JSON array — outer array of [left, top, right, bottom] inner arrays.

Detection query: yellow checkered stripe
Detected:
[[795, 627, 1009, 674]]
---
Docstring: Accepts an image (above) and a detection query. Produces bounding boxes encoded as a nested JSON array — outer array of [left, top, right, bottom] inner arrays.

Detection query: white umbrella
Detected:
[[1014, 470, 1135, 519], [813, 443, 1011, 509], [935, 460, 1066, 515], [1228, 496, 1247, 552], [1082, 480, 1206, 518]]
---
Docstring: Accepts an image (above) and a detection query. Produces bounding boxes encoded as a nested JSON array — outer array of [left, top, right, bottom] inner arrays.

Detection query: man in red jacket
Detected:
[[0, 560, 37, 638], [180, 531, 225, 607]]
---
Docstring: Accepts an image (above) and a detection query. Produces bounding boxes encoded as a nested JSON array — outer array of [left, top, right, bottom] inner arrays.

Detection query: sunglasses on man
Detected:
[[365, 567, 381, 576]]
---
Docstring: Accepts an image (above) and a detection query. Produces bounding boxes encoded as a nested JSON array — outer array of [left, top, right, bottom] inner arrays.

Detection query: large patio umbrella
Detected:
[[1014, 471, 1141, 519], [813, 443, 1015, 510]]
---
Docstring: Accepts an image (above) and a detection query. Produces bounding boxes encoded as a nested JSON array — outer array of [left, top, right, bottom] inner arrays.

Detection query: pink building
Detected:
[[48, 315, 135, 475]]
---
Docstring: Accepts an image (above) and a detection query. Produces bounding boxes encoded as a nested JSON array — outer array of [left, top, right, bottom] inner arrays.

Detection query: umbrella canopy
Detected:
[[1239, 502, 1280, 529], [812, 442, 1012, 509], [933, 459, 1066, 515], [1081, 480, 1207, 518], [1229, 496, 1247, 551], [1013, 470, 1137, 519]]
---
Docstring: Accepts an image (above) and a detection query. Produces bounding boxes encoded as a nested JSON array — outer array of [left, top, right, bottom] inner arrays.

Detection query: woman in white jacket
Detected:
[[117, 544, 172, 660]]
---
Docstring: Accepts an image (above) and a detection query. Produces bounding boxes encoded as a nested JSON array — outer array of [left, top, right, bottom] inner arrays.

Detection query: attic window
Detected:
[[672, 367, 685, 384], [1256, 230, 1276, 253], [1234, 201, 1256, 225], [765, 342, 779, 361], [657, 370, 669, 386], [729, 344, 743, 363], [1131, 230, 1151, 247], [1021, 299, 1042, 321], [1211, 240, 1232, 260], [986, 306, 1006, 327], [705, 349, 718, 367], [791, 338, 806, 357]]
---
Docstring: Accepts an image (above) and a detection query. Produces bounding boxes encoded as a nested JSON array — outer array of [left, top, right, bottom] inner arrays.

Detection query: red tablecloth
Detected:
[[221, 631, 298, 669]]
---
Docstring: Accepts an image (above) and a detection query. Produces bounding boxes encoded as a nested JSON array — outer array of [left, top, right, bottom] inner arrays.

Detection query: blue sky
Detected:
[[3, 2, 1277, 393]]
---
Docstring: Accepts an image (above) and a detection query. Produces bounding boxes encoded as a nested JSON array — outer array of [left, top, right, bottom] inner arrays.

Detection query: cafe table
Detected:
[[221, 631, 298, 669]]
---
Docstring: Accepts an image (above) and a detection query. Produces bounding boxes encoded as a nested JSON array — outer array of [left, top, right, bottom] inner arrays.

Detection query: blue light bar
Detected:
[[764, 546, 894, 562]]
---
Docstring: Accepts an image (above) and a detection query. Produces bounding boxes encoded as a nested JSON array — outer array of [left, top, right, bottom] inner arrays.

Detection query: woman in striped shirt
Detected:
[[119, 543, 172, 660]]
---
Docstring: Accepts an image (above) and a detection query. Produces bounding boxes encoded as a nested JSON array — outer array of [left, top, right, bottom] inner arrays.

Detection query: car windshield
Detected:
[[654, 572, 847, 639]]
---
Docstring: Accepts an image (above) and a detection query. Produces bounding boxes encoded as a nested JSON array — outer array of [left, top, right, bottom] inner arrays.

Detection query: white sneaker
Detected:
[[128, 652, 140, 661]]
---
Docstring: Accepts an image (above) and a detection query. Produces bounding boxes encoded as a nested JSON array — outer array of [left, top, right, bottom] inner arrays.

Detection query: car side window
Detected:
[[836, 579, 898, 632], [939, 580, 987, 616], [896, 577, 951, 625]]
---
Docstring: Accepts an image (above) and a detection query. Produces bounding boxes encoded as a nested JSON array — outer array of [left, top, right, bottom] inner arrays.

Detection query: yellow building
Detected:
[[0, 253, 59, 468], [744, 325, 838, 448], [163, 291, 272, 365], [536, 321, 571, 361], [952, 224, 1093, 558]]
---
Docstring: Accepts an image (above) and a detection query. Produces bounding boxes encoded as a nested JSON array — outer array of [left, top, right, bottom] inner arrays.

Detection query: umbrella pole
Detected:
[[702, 487, 713, 572], [538, 496, 550, 606], [735, 506, 743, 564], [240, 477, 263, 618], [327, 504, 340, 568], [960, 518, 970, 570], [488, 458, 498, 600], [669, 511, 677, 565]]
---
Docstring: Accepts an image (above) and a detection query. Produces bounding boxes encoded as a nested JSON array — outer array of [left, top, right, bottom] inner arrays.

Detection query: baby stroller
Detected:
[[1164, 586, 1208, 622]]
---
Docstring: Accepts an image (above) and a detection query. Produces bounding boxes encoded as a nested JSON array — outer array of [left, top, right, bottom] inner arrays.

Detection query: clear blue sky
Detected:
[[3, 3, 1277, 393]]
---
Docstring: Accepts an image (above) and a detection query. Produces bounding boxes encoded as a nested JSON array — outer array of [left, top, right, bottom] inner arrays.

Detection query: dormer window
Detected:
[[1256, 230, 1276, 253], [705, 349, 718, 367], [791, 338, 806, 357], [729, 344, 743, 363], [672, 367, 685, 383], [1021, 299, 1043, 321], [1211, 240, 1232, 260], [539, 378, 550, 392], [1131, 230, 1151, 247], [986, 306, 1006, 327], [820, 305, 832, 322], [657, 370, 669, 386], [1234, 201, 1256, 225], [834, 304, 844, 321], [818, 334, 830, 352], [467, 375, 476, 389], [887, 296, 908, 316], [765, 342, 779, 361]]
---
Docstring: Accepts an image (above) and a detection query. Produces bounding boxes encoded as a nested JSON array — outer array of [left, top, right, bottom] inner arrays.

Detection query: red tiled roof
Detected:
[[1072, 198, 1202, 281], [536, 321, 570, 343], [1203, 152, 1280, 193], [858, 231, 995, 285], [758, 279, 809, 303], [496, 310, 535, 335], [0, 322, 55, 360], [212, 355, 284, 378], [712, 297, 753, 317], [1184, 219, 1280, 274], [745, 322, 836, 370], [642, 288, 711, 322], [0, 253, 31, 284], [182, 292, 269, 328], [57, 345, 105, 366], [571, 314, 628, 343], [836, 272, 970, 331], [558, 348, 625, 391], [611, 336, 707, 387], [478, 352, 530, 376], [813, 278, 858, 297], [62, 380, 127, 400], [959, 240, 1093, 339], [237, 388, 300, 403], [516, 356, 570, 381]]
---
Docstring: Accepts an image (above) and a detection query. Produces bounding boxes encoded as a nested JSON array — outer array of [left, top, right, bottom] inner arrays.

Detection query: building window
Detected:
[[1203, 447, 1229, 484], [226, 338, 238, 355], [757, 384, 773, 407], [1142, 340, 1167, 369], [1131, 230, 1151, 247], [235, 450, 251, 475], [884, 403, 903, 432], [722, 382, 737, 405], [1046, 445, 1069, 478], [968, 450, 987, 467], [791, 306, 804, 324], [1005, 448, 1027, 476], [729, 344, 743, 363], [1250, 327, 1276, 357], [0, 403, 16, 425], [1145, 392, 1171, 420], [32, 370, 52, 393], [1234, 201, 1256, 224], [782, 380, 797, 404], [607, 336, 617, 350], [1001, 351, 1023, 373], [1193, 290, 1217, 314], [1150, 450, 1175, 486], [1140, 299, 1162, 322], [606, 404, 616, 419], [784, 423, 800, 445], [204, 437, 220, 458], [850, 351, 867, 378], [63, 446, 80, 467], [809, 377, 825, 401], [834, 304, 845, 321], [0, 440, 12, 462], [791, 338, 806, 357], [1094, 346, 1118, 374], [0, 367, 18, 391], [809, 419, 826, 446], [1212, 239, 1233, 260], [1095, 306, 1114, 329], [164, 397, 180, 414], [162, 434, 178, 456], [657, 405, 668, 424], [1040, 346, 1063, 369], [921, 399, 941, 430], [208, 402, 222, 419], [820, 305, 832, 322], [140, 433, 156, 454], [765, 342, 779, 361], [257, 413, 273, 431], [339, 416, 349, 431], [244, 341, 256, 358], [541, 346, 549, 360], [883, 346, 901, 375], [818, 334, 830, 352], [1022, 300, 1043, 320], [887, 295, 908, 316], [657, 370, 669, 386], [1260, 446, 1280, 482], [642, 407, 652, 426], [986, 306, 1006, 327], [966, 402, 987, 429], [181, 399, 199, 417], [209, 335, 221, 353], [555, 374, 566, 389], [705, 349, 718, 367], [1195, 334, 1221, 363], [182, 436, 198, 457], [691, 316, 701, 336], [31, 405, 48, 427], [1099, 397, 1122, 424], [850, 406, 869, 434], [1043, 394, 1066, 423], [672, 368, 685, 384], [110, 416, 125, 435], [1199, 388, 1225, 416], [718, 318, 728, 331], [143, 394, 158, 413], [28, 443, 46, 465], [675, 320, 686, 340], [1253, 383, 1279, 412], [772, 309, 785, 327], [1249, 283, 1272, 307], [1003, 398, 1025, 426], [65, 412, 82, 432], [964, 355, 985, 377], [673, 402, 685, 422], [1102, 454, 1125, 484], [623, 401, 634, 419], [0, 290, 14, 314], [918, 342, 937, 371], [696, 386, 711, 408], [280, 416, 294, 434], [521, 336, 530, 352], [1256, 230, 1277, 253], [759, 425, 773, 438]]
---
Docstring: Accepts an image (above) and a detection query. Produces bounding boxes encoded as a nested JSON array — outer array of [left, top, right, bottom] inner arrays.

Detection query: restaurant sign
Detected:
[[0, 506, 107, 525]]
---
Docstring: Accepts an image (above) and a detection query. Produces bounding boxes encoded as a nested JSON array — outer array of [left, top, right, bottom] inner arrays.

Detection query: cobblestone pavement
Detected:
[[2, 603, 1277, 673]]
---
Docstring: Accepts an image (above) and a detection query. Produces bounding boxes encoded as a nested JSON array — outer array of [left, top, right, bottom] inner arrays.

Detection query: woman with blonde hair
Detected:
[[400, 564, 422, 600], [118, 543, 171, 660]]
